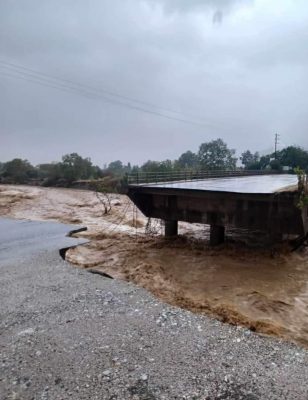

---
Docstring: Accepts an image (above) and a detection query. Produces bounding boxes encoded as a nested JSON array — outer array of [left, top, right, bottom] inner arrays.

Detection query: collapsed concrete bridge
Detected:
[[127, 171, 308, 245]]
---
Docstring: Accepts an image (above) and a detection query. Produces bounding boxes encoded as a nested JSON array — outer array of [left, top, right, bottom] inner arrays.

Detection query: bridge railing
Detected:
[[127, 169, 286, 185]]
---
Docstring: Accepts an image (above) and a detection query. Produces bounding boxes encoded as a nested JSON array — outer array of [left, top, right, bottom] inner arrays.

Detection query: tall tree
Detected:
[[177, 150, 198, 169], [60, 153, 94, 182], [107, 160, 123, 173], [2, 159, 36, 183], [277, 146, 308, 171], [198, 139, 237, 170], [37, 163, 62, 181], [240, 150, 260, 168]]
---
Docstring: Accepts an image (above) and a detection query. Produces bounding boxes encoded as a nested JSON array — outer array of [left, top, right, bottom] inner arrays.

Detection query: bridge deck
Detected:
[[134, 174, 298, 194]]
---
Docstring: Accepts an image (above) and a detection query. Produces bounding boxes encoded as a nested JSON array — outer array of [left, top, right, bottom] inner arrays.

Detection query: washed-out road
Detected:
[[0, 217, 307, 400]]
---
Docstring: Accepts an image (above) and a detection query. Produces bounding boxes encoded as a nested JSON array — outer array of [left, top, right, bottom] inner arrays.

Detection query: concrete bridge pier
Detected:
[[210, 225, 225, 246], [164, 220, 178, 237]]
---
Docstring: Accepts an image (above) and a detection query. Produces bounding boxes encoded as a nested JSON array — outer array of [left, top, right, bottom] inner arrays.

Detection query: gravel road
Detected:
[[0, 218, 307, 399]]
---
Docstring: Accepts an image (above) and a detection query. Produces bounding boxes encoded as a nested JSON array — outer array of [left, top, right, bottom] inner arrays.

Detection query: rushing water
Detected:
[[67, 234, 308, 346]]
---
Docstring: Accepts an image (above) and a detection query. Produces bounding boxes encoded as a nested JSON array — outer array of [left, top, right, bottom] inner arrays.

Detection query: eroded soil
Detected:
[[1, 184, 308, 346]]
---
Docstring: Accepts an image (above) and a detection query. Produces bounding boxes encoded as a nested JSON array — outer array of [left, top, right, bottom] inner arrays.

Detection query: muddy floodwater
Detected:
[[66, 234, 308, 346], [1, 184, 308, 346]]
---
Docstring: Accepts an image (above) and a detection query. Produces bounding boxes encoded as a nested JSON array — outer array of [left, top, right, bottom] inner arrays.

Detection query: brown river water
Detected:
[[66, 233, 308, 347]]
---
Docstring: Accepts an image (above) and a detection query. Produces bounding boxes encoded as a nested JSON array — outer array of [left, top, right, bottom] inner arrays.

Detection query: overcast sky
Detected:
[[1, 0, 308, 166]]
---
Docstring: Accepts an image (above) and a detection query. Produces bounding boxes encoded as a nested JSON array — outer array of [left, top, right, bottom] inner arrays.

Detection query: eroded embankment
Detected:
[[66, 232, 308, 347]]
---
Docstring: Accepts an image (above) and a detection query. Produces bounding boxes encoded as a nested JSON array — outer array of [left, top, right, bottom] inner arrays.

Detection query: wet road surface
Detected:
[[0, 218, 86, 263]]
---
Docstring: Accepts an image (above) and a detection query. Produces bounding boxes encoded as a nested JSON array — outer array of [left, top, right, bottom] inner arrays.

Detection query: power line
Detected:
[[0, 71, 101, 101], [0, 69, 210, 127], [0, 59, 219, 128], [0, 67, 209, 127], [0, 59, 205, 122]]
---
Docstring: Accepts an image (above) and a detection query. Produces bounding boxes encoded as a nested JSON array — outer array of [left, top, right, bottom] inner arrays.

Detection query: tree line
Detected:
[[1, 139, 308, 190]]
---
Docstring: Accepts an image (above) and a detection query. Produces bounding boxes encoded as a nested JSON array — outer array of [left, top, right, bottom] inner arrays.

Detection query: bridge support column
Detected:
[[164, 220, 178, 237], [210, 225, 225, 246]]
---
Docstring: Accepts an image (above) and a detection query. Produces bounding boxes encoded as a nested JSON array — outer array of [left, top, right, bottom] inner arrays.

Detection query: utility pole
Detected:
[[274, 133, 280, 159]]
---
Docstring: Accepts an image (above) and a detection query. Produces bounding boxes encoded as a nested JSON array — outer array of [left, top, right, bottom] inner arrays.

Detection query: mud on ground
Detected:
[[1, 184, 308, 347]]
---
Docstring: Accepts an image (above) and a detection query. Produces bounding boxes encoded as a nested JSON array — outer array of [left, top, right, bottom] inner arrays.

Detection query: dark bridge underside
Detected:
[[127, 185, 308, 244]]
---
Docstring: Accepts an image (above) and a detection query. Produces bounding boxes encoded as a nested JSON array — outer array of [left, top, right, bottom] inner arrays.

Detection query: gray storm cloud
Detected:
[[0, 0, 308, 166], [145, 0, 251, 13]]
